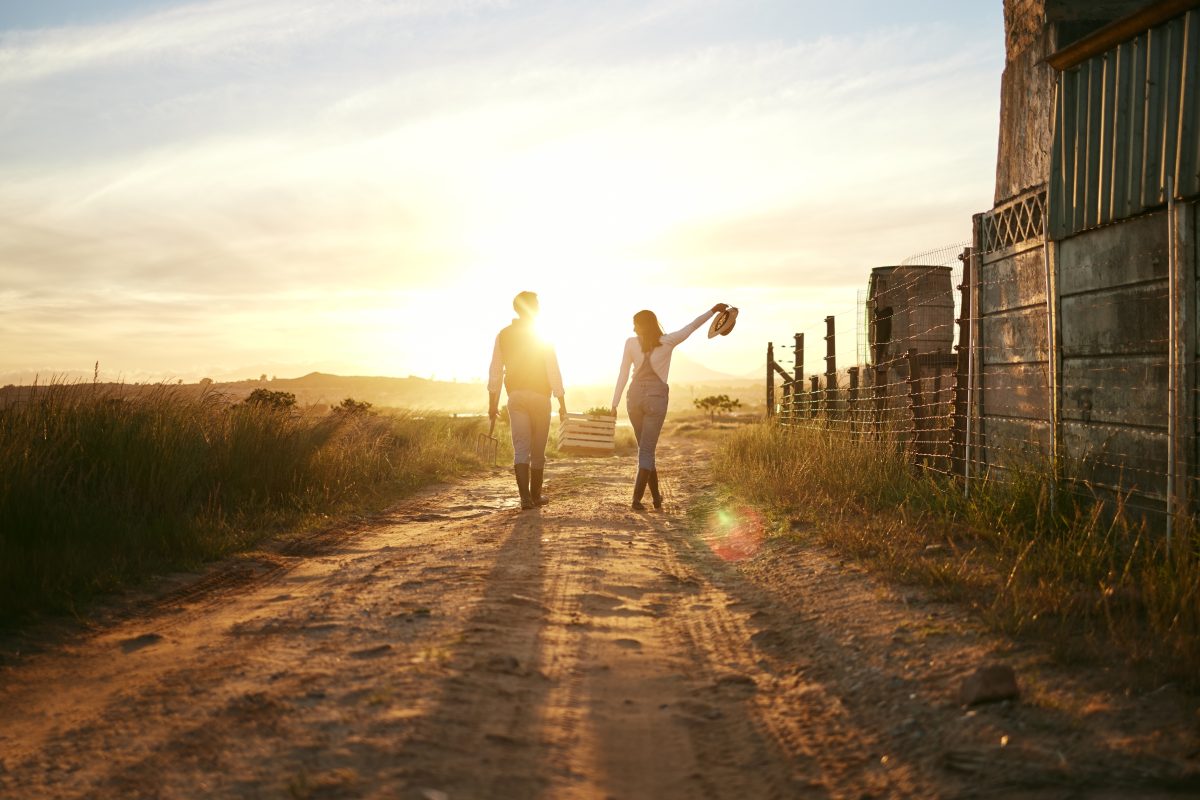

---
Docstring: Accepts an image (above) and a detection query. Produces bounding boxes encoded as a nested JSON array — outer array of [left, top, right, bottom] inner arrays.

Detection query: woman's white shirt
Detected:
[[611, 310, 715, 409]]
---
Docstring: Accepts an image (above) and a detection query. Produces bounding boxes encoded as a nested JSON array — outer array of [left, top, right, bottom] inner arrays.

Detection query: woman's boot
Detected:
[[632, 468, 650, 510], [648, 469, 662, 509], [514, 463, 533, 510], [530, 466, 549, 506]]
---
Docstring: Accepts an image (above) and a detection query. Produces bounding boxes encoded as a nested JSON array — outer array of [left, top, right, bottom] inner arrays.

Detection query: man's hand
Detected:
[[488, 391, 500, 422], [558, 399, 568, 420], [711, 302, 730, 314], [610, 405, 618, 416]]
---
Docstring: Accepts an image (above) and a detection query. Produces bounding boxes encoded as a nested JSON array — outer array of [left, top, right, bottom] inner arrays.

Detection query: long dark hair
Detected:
[[633, 310, 664, 353]]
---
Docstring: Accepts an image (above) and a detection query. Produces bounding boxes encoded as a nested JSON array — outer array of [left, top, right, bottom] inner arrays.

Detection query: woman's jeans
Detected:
[[508, 389, 551, 468], [627, 377, 669, 470]]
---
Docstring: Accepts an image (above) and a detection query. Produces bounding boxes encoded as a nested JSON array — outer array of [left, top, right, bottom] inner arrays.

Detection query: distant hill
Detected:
[[0, 373, 488, 414], [216, 372, 488, 412], [668, 353, 749, 384], [0, 369, 765, 414]]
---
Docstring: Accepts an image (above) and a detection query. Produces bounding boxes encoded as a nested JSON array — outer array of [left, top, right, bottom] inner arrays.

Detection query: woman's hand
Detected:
[[711, 302, 730, 315]]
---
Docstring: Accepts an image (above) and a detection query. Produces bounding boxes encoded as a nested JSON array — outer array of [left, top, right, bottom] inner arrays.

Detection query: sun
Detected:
[[530, 285, 634, 388]]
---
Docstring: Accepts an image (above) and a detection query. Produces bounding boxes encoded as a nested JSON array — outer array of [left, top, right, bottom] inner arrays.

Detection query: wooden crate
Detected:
[[558, 413, 616, 455]]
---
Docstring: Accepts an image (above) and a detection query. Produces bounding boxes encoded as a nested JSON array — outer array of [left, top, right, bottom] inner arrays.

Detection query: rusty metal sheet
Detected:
[[1061, 282, 1170, 356], [1062, 420, 1168, 499], [979, 247, 1049, 311], [980, 363, 1051, 419], [980, 307, 1050, 365], [1049, 10, 1200, 239], [978, 417, 1051, 468], [1057, 207, 1169, 294], [1062, 355, 1168, 425]]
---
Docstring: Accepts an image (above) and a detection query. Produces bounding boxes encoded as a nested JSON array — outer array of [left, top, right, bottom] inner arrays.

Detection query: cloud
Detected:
[[0, 0, 1002, 382], [0, 0, 500, 85]]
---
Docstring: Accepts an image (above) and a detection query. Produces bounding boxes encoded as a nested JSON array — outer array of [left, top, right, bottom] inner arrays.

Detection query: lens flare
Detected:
[[703, 505, 765, 562]]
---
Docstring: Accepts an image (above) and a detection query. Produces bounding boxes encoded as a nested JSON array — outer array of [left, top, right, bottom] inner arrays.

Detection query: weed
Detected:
[[0, 380, 487, 620], [714, 422, 1200, 686]]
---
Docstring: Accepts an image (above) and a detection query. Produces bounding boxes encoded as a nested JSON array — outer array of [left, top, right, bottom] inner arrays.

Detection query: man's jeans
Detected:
[[508, 389, 551, 468]]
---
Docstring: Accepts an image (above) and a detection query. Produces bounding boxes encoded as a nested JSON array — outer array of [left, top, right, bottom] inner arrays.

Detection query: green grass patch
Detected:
[[713, 422, 1200, 686], [0, 382, 487, 620]]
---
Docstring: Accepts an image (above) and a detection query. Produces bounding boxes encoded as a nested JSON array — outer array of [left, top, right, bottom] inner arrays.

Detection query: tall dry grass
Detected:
[[0, 382, 484, 619], [714, 422, 1200, 685]]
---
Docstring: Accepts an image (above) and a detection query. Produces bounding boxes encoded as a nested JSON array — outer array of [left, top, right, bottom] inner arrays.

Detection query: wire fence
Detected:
[[764, 200, 1197, 528]]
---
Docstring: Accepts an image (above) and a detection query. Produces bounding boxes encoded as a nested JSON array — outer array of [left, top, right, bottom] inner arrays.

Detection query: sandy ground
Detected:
[[1, 437, 1199, 799]]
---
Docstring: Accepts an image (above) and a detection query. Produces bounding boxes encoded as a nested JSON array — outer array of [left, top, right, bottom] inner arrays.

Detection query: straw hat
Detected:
[[707, 306, 738, 338]]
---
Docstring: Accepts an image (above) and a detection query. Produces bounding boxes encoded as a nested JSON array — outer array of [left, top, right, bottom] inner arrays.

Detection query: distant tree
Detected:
[[260, 374, 268, 382], [693, 394, 742, 422], [244, 388, 296, 410], [333, 397, 373, 415], [199, 377, 213, 386], [718, 395, 743, 416]]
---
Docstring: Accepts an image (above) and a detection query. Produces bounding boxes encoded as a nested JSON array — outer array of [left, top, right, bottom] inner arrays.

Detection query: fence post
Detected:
[[1167, 175, 1180, 544], [1177, 174, 1198, 527], [873, 365, 887, 438], [824, 316, 837, 419], [766, 342, 775, 418], [848, 366, 860, 435], [933, 357, 945, 470], [951, 248, 973, 480], [809, 375, 820, 418], [794, 333, 804, 422], [907, 348, 924, 467]]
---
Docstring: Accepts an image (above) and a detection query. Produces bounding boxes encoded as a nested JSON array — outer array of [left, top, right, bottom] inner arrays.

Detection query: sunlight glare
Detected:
[[704, 505, 766, 562]]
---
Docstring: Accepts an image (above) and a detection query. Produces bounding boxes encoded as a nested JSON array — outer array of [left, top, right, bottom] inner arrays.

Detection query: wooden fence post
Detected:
[[824, 316, 837, 419], [951, 249, 972, 477], [874, 365, 888, 438], [907, 348, 925, 467], [848, 366, 860, 435], [809, 375, 820, 418], [933, 357, 945, 470], [766, 342, 775, 418], [794, 333, 804, 422]]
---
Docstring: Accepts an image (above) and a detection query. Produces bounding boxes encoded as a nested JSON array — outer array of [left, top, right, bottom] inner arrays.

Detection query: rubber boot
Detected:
[[632, 468, 650, 510], [648, 469, 662, 510], [514, 463, 533, 510], [530, 466, 549, 506]]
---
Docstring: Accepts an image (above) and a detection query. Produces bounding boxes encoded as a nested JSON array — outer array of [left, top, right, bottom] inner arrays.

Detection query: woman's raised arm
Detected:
[[660, 303, 728, 347]]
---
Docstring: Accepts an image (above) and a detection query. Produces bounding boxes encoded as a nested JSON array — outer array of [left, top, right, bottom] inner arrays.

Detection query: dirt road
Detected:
[[1, 438, 1197, 799]]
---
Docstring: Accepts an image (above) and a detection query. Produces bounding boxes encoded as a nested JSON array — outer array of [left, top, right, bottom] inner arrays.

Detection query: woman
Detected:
[[611, 303, 729, 510]]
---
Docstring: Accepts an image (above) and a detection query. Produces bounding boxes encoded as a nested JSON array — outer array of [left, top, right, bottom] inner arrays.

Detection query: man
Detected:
[[488, 291, 567, 510]]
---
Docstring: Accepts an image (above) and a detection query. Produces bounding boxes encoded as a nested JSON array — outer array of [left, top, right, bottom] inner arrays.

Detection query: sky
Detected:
[[0, 0, 1004, 388]]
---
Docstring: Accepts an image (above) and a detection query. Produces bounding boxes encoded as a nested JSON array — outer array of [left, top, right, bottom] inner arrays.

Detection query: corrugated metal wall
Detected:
[[1049, 9, 1200, 240]]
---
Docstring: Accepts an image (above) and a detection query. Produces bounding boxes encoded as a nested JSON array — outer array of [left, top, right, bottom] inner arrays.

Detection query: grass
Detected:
[[0, 381, 486, 620], [713, 421, 1200, 687]]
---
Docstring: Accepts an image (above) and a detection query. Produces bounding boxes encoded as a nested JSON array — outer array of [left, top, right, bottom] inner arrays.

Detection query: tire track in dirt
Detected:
[[637, 503, 882, 800]]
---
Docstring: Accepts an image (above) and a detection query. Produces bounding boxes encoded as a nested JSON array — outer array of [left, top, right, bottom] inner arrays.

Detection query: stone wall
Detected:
[[1004, 0, 1045, 60], [995, 0, 1054, 204]]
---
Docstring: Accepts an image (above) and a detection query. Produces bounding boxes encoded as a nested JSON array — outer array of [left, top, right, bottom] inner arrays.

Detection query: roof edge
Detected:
[[1045, 0, 1200, 70]]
